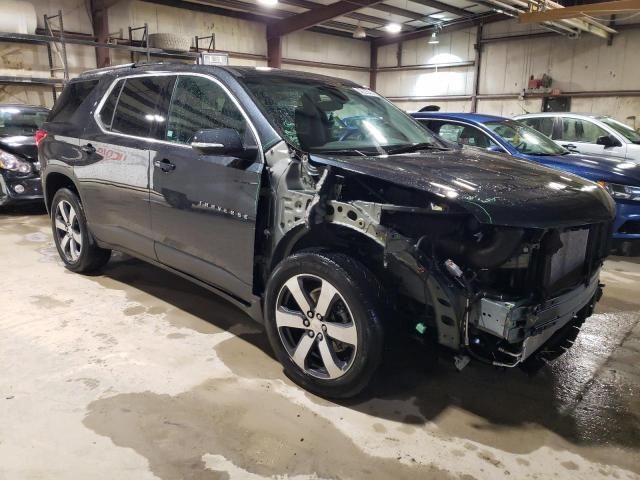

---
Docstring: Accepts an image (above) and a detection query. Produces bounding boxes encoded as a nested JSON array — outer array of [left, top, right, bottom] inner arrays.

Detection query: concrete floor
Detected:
[[1, 207, 639, 480]]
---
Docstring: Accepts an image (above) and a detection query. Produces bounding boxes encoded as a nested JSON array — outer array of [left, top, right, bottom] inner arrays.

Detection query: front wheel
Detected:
[[51, 188, 111, 273], [264, 252, 385, 399]]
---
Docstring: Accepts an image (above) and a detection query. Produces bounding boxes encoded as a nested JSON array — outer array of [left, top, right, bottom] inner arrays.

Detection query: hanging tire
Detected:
[[264, 251, 385, 399], [51, 188, 111, 273]]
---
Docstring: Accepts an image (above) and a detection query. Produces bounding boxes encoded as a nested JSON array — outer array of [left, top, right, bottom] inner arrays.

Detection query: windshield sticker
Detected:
[[353, 87, 379, 97]]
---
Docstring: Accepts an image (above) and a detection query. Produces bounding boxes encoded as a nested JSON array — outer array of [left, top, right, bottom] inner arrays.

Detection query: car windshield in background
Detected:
[[600, 117, 640, 144], [0, 107, 48, 137], [486, 120, 567, 156], [240, 75, 444, 155]]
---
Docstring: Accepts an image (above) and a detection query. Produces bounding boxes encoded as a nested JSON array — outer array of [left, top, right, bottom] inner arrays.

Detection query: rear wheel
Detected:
[[51, 188, 111, 273], [264, 252, 385, 398]]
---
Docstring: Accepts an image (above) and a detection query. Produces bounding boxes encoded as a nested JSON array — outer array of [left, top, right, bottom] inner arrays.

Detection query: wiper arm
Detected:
[[386, 142, 447, 154], [310, 149, 368, 157]]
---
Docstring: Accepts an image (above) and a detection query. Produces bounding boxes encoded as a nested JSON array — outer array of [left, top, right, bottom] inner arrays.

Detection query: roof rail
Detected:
[[80, 63, 135, 76]]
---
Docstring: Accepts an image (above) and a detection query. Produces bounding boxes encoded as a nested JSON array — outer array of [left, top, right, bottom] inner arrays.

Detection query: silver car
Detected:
[[515, 112, 640, 163]]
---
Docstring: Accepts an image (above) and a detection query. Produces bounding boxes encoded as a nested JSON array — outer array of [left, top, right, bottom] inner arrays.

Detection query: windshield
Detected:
[[600, 117, 640, 144], [485, 120, 567, 155], [0, 107, 48, 137], [240, 74, 444, 155]]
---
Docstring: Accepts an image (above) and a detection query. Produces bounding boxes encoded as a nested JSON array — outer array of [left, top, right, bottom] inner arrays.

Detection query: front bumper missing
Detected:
[[474, 273, 601, 367]]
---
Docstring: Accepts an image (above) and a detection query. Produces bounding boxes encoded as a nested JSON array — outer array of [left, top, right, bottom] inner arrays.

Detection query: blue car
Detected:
[[412, 112, 640, 253]]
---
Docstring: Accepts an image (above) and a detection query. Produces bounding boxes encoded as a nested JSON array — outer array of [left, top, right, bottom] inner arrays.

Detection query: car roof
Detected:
[[515, 112, 607, 119], [411, 112, 507, 124], [77, 62, 360, 87]]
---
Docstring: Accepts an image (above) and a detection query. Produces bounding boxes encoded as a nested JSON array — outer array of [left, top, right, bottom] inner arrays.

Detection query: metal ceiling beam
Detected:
[[278, 0, 388, 25], [141, 0, 382, 37], [372, 4, 427, 20], [519, 0, 640, 23], [268, 0, 385, 37], [372, 12, 506, 46], [409, 0, 474, 17]]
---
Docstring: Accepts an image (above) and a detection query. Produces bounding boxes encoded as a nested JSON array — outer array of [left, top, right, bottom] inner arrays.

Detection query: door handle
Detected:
[[562, 143, 577, 150], [153, 158, 176, 172], [81, 143, 96, 154]]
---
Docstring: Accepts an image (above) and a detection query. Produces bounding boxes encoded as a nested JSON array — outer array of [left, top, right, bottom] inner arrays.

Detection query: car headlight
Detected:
[[0, 150, 32, 174], [598, 181, 640, 202]]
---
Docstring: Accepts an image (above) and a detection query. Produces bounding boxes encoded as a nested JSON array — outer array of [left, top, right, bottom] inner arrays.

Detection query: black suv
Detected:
[[40, 64, 614, 398]]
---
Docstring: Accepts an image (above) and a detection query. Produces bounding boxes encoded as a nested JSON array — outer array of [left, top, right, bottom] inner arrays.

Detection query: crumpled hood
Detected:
[[310, 147, 616, 229]]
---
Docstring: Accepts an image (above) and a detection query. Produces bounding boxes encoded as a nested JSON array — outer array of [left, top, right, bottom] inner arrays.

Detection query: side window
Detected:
[[166, 76, 248, 145], [111, 76, 174, 138], [560, 118, 608, 143], [48, 79, 99, 123], [522, 117, 554, 137], [437, 123, 466, 143], [98, 80, 123, 129]]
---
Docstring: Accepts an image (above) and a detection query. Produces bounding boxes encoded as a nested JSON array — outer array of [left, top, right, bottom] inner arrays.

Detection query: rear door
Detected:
[[75, 74, 175, 259], [149, 74, 263, 301]]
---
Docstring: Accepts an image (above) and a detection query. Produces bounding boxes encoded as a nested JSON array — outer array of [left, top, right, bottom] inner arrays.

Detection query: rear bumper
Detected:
[[0, 172, 43, 206]]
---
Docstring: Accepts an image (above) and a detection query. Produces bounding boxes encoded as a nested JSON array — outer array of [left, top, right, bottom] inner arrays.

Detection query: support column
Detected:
[[369, 43, 377, 90], [267, 30, 282, 68], [470, 24, 483, 113], [90, 0, 111, 68]]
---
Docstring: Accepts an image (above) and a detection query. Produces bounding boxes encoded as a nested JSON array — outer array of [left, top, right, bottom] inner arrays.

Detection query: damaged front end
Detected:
[[262, 144, 613, 370]]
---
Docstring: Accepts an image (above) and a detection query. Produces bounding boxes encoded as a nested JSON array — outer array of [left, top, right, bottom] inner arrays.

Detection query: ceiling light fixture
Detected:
[[353, 22, 366, 39], [428, 31, 439, 44], [257, 0, 278, 6], [385, 23, 402, 34]]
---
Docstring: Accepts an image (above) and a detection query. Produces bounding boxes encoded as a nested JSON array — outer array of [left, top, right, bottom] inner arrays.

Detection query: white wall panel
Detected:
[[281, 63, 369, 86], [378, 66, 474, 98], [282, 31, 369, 68], [476, 98, 542, 117], [394, 99, 472, 112]]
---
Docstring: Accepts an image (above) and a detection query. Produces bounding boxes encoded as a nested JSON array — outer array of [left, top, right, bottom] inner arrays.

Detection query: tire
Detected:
[[51, 188, 111, 273], [264, 251, 385, 399], [148, 33, 192, 52]]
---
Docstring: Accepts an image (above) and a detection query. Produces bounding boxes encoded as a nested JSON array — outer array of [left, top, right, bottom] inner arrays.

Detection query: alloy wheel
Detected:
[[275, 274, 358, 380], [54, 200, 82, 262]]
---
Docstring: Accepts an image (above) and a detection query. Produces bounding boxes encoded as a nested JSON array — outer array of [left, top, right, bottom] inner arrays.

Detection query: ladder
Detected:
[[44, 10, 69, 100]]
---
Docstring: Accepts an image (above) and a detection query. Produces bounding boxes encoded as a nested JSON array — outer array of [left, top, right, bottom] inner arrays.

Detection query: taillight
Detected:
[[35, 129, 48, 146]]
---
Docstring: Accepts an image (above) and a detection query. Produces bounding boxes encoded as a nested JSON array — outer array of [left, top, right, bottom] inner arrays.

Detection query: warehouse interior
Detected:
[[1, 0, 640, 479]]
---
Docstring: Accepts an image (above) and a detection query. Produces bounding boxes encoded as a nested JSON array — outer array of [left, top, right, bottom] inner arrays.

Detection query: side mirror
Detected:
[[191, 128, 244, 155], [596, 135, 619, 148]]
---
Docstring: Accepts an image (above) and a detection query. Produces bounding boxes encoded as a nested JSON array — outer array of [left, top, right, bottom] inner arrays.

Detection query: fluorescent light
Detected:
[[428, 32, 439, 44], [429, 13, 451, 20], [257, 0, 278, 6], [385, 23, 402, 34]]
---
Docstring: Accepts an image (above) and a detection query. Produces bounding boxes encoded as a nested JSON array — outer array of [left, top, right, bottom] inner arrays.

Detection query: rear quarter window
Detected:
[[48, 79, 99, 123]]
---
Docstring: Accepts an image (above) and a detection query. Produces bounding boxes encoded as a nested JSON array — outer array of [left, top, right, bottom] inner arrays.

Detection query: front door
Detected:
[[149, 74, 263, 301], [556, 116, 626, 159]]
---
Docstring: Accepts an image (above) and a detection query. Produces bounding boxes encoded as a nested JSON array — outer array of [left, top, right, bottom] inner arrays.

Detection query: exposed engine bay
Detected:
[[260, 142, 611, 370]]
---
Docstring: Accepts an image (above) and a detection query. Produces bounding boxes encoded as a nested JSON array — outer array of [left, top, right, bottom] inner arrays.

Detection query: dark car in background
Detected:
[[40, 64, 614, 398], [0, 104, 48, 207], [413, 112, 640, 254]]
